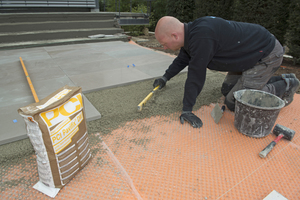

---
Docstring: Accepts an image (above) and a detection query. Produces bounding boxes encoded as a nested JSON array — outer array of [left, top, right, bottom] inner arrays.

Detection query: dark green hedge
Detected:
[[166, 0, 195, 23], [155, 0, 299, 63], [231, 0, 290, 47], [194, 0, 234, 20], [285, 0, 300, 64]]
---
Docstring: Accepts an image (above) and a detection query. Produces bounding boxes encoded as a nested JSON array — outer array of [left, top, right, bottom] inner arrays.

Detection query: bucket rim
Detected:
[[233, 89, 285, 110]]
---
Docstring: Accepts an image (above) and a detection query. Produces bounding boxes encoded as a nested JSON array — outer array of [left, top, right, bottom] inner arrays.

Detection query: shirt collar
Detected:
[[183, 23, 189, 51]]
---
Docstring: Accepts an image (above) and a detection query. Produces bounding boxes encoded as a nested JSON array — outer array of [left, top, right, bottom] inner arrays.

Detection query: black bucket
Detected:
[[233, 89, 285, 138]]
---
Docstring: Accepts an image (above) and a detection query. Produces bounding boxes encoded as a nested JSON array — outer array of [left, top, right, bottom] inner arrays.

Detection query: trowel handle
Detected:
[[221, 105, 226, 112], [259, 134, 284, 158]]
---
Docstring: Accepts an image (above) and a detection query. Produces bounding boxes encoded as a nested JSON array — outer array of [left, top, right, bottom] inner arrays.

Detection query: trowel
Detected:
[[211, 104, 226, 124]]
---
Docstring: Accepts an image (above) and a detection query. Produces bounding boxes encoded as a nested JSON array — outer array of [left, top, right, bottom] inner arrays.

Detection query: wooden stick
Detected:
[[19, 57, 39, 103]]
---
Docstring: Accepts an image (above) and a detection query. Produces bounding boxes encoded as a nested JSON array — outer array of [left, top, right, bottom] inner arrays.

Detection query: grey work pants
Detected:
[[224, 39, 285, 111]]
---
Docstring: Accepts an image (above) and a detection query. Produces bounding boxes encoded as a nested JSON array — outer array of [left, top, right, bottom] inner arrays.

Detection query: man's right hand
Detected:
[[153, 76, 167, 89], [180, 111, 203, 128]]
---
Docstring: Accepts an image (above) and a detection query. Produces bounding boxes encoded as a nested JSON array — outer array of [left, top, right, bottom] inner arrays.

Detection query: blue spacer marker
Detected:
[[127, 65, 130, 68], [13, 119, 18, 123], [132, 64, 136, 67]]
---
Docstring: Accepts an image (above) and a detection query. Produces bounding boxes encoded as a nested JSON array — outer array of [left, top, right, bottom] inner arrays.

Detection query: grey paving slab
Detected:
[[57, 53, 125, 76], [0, 60, 70, 107], [46, 44, 97, 59], [29, 76, 76, 100], [0, 104, 28, 145], [0, 48, 51, 65], [21, 59, 67, 82], [136, 60, 187, 78], [83, 94, 101, 122], [117, 52, 174, 69], [0, 60, 28, 86], [85, 41, 136, 52], [44, 42, 91, 52], [105, 47, 155, 58], [0, 40, 178, 145], [44, 41, 135, 58], [69, 67, 152, 93], [0, 80, 35, 108], [90, 42, 141, 53]]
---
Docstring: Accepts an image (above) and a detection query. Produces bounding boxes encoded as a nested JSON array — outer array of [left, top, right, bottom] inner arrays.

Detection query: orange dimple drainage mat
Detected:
[[2, 95, 300, 200]]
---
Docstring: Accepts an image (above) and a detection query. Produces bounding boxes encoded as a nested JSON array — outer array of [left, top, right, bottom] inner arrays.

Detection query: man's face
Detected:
[[157, 35, 180, 51]]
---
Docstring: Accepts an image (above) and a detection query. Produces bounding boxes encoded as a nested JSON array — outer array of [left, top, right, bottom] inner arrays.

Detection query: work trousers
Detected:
[[223, 39, 285, 111]]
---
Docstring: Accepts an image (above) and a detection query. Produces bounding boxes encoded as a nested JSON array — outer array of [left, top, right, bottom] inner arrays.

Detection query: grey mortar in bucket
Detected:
[[233, 89, 285, 138]]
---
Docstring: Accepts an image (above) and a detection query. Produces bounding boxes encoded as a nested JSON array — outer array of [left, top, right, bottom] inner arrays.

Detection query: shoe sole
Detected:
[[282, 73, 297, 79], [283, 78, 300, 106]]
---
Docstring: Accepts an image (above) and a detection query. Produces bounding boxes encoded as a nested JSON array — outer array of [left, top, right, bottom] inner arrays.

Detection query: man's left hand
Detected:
[[180, 112, 203, 128]]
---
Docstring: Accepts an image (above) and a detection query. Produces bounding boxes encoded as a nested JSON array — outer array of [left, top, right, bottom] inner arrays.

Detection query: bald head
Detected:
[[155, 16, 184, 51], [155, 16, 182, 37]]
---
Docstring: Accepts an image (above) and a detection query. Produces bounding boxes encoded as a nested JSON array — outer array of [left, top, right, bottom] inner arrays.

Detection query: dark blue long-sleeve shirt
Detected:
[[162, 16, 275, 111]]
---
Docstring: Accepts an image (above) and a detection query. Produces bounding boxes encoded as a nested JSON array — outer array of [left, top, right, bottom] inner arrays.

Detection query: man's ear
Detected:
[[171, 33, 178, 40]]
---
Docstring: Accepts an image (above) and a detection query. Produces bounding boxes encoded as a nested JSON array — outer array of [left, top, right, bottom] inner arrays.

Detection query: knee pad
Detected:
[[224, 96, 235, 112], [221, 83, 235, 97]]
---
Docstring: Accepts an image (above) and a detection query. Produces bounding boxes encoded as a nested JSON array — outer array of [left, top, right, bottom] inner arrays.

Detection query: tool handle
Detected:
[[259, 141, 277, 158], [221, 105, 226, 112], [259, 134, 284, 158], [138, 93, 154, 109], [20, 57, 39, 103], [137, 86, 159, 111]]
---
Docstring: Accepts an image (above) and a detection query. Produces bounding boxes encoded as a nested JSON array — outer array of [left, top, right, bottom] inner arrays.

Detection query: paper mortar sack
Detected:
[[18, 85, 92, 188]]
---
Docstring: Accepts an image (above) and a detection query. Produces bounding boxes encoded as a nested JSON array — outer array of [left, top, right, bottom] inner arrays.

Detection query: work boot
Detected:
[[221, 83, 235, 96], [224, 97, 235, 111], [268, 73, 297, 84], [282, 77, 300, 106], [282, 73, 296, 79]]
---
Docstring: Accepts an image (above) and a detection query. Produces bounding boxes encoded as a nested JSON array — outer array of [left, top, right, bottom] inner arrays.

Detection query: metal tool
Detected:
[[259, 124, 295, 158], [211, 104, 226, 124], [137, 86, 160, 111]]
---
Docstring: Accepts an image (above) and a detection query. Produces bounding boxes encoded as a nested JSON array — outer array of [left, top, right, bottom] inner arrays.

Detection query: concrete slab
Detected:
[[57, 53, 126, 76], [0, 104, 28, 145], [0, 48, 52, 65], [0, 60, 28, 85], [0, 80, 34, 108], [21, 58, 66, 82], [69, 67, 153, 92], [45, 44, 97, 58], [105, 46, 155, 58], [0, 41, 176, 145], [28, 76, 76, 99], [83, 94, 102, 122], [118, 50, 174, 66], [136, 59, 187, 77]]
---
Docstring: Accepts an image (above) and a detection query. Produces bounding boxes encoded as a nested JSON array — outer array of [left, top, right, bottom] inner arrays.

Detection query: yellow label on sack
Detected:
[[51, 111, 84, 154], [40, 93, 83, 128]]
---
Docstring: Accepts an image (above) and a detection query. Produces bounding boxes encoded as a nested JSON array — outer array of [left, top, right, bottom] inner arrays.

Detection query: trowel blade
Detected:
[[211, 104, 224, 124]]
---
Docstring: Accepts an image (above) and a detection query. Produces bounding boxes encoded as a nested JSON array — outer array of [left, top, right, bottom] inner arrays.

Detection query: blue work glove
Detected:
[[153, 76, 167, 89], [180, 111, 203, 128]]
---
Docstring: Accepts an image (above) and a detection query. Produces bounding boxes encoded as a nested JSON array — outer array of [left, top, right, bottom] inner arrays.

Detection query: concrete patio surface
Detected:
[[0, 40, 177, 145]]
